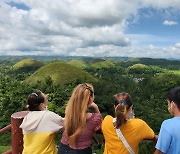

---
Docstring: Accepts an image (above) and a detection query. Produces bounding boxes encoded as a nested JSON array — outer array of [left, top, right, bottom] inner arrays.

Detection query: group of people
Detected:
[[20, 83, 180, 154]]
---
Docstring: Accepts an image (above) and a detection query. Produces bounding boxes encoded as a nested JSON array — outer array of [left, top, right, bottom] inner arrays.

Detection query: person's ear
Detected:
[[129, 106, 133, 111], [172, 102, 176, 108], [89, 96, 94, 103], [39, 103, 44, 110]]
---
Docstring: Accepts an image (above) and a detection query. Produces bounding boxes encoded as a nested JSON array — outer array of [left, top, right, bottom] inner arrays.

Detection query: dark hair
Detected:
[[27, 91, 45, 111], [167, 87, 180, 110], [114, 92, 132, 128]]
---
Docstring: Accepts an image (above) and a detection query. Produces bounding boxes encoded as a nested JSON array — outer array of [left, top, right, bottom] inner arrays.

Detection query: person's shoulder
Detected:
[[161, 118, 175, 127], [45, 110, 57, 115], [130, 118, 144, 123], [102, 115, 113, 130], [103, 115, 113, 122], [45, 110, 63, 119], [91, 113, 102, 121], [130, 118, 149, 126]]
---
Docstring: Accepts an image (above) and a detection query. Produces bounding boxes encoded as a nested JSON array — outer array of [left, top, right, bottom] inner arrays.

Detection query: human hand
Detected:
[[89, 102, 100, 113], [89, 102, 98, 108]]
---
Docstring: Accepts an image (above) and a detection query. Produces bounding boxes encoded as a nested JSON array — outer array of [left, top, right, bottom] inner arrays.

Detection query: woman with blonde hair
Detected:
[[102, 92, 156, 154], [58, 83, 102, 154]]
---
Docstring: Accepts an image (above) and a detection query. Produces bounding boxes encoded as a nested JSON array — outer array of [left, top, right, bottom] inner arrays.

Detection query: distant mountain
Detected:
[[117, 58, 180, 69], [25, 62, 97, 85]]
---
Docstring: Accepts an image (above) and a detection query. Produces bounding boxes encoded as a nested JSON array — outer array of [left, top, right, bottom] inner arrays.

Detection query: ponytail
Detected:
[[114, 92, 132, 128], [115, 103, 127, 128]]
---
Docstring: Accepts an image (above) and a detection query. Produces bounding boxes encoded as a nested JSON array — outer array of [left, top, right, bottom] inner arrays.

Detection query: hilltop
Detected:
[[25, 62, 97, 85], [67, 59, 87, 69], [12, 58, 43, 71], [91, 60, 115, 68]]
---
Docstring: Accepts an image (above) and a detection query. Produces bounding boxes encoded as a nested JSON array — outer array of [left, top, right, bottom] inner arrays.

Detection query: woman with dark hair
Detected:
[[102, 92, 156, 154], [20, 91, 64, 154]]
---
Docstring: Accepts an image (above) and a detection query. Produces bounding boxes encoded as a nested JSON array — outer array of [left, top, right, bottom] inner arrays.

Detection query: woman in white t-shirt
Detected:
[[20, 91, 64, 154]]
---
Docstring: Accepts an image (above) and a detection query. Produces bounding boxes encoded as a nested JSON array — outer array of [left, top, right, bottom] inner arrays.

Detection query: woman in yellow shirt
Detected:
[[102, 92, 156, 154]]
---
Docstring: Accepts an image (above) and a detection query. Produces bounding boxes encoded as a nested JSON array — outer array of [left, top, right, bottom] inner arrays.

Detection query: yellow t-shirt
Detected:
[[102, 115, 154, 154]]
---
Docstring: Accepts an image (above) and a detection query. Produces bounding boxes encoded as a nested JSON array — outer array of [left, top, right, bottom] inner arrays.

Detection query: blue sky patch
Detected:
[[7, 1, 30, 11]]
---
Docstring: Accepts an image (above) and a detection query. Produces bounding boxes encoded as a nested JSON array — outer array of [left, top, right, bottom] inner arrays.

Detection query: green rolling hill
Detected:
[[67, 59, 87, 69], [25, 62, 98, 85], [12, 58, 43, 71], [91, 60, 115, 68]]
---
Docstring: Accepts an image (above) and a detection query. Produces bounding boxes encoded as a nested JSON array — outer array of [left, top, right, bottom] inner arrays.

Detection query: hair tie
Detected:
[[32, 93, 38, 97], [119, 99, 126, 105]]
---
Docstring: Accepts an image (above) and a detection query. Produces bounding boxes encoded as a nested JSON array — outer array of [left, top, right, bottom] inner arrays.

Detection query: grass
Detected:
[[91, 61, 115, 68], [67, 59, 87, 69], [12, 58, 43, 70], [0, 146, 11, 154], [170, 70, 180, 75], [25, 62, 98, 85]]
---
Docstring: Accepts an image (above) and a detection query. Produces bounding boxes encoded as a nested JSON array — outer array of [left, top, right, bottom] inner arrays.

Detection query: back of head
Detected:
[[65, 83, 94, 145], [114, 92, 132, 128], [167, 87, 180, 110], [27, 91, 45, 111]]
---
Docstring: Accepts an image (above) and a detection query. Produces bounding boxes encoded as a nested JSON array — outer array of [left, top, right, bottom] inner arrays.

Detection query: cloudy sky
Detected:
[[0, 0, 180, 58]]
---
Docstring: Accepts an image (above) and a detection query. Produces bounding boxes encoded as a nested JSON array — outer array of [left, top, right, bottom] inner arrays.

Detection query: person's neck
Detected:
[[173, 110, 180, 117], [174, 113, 180, 117]]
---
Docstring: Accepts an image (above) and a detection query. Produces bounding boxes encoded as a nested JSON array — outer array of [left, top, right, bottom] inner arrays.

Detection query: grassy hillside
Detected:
[[83, 58, 106, 65], [12, 58, 43, 70], [128, 63, 148, 69], [91, 60, 115, 68], [121, 58, 180, 69], [67, 59, 87, 69], [25, 62, 98, 85], [0, 146, 11, 153], [170, 70, 180, 75]]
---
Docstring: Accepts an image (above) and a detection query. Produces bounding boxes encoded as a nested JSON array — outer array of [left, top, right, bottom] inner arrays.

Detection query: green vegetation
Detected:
[[25, 62, 97, 85], [0, 56, 180, 153], [170, 70, 180, 75], [91, 60, 115, 68], [0, 146, 11, 153], [12, 58, 43, 71], [67, 59, 87, 69]]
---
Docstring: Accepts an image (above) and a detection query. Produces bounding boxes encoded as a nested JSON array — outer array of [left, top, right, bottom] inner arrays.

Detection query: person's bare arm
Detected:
[[89, 102, 100, 114], [153, 134, 158, 144], [154, 149, 164, 154]]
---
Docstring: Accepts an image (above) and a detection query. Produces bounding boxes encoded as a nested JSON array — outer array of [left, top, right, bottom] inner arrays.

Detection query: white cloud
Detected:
[[0, 0, 180, 58], [142, 0, 180, 9], [163, 20, 178, 25], [175, 43, 180, 48]]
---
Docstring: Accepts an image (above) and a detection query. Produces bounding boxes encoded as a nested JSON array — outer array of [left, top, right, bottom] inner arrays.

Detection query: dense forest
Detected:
[[0, 56, 180, 153]]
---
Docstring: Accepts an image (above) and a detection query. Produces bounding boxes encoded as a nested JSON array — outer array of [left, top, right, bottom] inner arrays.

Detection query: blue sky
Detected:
[[127, 9, 180, 36], [126, 8, 180, 47], [0, 0, 180, 59]]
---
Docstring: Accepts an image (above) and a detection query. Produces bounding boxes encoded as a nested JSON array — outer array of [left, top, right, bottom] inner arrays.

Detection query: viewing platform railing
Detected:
[[0, 111, 29, 154]]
